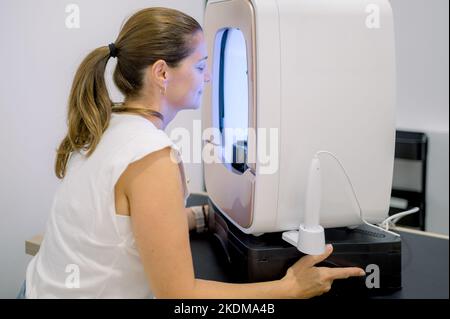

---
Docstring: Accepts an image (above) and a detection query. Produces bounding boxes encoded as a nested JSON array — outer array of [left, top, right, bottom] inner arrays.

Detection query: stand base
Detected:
[[208, 199, 402, 296]]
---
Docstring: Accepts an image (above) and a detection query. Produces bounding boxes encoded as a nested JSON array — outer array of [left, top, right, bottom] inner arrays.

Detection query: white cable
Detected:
[[315, 150, 363, 218], [315, 150, 365, 223], [379, 207, 420, 231], [363, 219, 401, 237], [314, 151, 416, 238]]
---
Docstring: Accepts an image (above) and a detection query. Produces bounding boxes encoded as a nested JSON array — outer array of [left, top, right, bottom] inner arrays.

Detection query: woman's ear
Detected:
[[152, 59, 169, 86]]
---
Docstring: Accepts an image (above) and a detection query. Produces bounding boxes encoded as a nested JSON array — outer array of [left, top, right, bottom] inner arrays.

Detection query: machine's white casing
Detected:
[[202, 0, 396, 235]]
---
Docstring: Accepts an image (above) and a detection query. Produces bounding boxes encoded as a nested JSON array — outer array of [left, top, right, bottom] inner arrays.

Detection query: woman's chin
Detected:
[[191, 100, 203, 110], [182, 103, 200, 111]]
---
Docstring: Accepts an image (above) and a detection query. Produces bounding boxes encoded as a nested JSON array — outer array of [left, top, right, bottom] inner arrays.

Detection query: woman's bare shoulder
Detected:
[[120, 146, 183, 200]]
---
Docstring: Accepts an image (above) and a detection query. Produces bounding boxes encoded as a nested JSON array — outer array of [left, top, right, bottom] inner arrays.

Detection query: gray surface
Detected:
[[384, 231, 449, 299]]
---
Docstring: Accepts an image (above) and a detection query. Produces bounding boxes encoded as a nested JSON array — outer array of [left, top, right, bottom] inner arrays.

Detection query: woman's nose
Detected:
[[204, 70, 211, 83]]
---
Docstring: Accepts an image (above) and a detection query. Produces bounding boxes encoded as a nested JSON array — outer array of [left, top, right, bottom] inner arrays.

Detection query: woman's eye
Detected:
[[197, 66, 205, 72]]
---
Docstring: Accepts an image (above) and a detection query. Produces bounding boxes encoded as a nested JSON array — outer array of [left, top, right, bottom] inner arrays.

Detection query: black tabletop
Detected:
[[190, 229, 449, 299]]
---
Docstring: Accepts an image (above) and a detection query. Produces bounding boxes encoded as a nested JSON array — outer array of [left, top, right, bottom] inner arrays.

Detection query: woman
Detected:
[[23, 7, 365, 299]]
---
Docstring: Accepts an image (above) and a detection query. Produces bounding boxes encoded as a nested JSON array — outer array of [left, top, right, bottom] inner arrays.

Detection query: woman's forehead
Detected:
[[190, 31, 207, 60]]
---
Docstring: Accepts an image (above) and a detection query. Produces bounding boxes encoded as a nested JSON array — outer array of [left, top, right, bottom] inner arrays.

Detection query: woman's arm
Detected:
[[121, 147, 364, 298], [121, 146, 290, 298]]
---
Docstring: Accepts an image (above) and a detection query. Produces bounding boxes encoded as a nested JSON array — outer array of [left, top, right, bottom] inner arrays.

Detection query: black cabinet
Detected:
[[389, 130, 428, 230]]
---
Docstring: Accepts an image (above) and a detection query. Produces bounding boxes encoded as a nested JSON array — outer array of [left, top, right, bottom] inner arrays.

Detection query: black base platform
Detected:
[[208, 199, 402, 297]]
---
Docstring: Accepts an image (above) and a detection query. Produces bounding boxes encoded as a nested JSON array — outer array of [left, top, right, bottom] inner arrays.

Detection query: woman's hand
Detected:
[[186, 205, 210, 233], [281, 244, 366, 298], [186, 207, 197, 231]]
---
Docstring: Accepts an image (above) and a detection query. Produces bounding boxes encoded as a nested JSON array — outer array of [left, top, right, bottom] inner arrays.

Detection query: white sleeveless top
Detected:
[[25, 113, 190, 298]]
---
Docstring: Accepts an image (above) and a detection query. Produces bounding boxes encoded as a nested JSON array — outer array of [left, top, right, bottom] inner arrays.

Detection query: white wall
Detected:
[[390, 0, 449, 235], [0, 0, 206, 299]]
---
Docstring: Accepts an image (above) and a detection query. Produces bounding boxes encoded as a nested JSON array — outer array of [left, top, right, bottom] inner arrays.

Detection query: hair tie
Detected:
[[108, 43, 118, 58]]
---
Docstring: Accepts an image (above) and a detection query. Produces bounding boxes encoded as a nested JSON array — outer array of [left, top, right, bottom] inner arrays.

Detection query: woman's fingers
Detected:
[[301, 244, 334, 267], [324, 267, 366, 280]]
